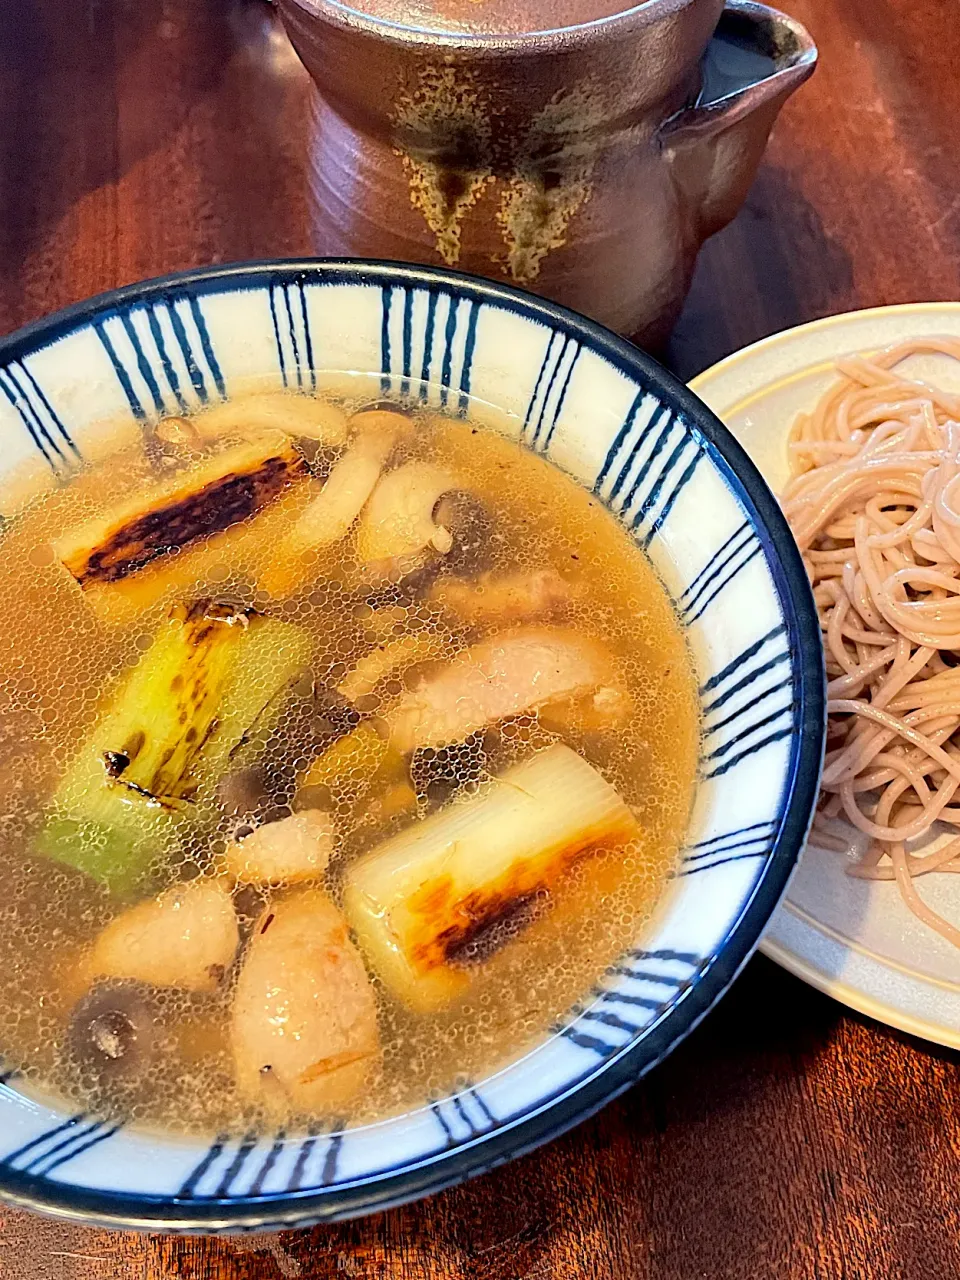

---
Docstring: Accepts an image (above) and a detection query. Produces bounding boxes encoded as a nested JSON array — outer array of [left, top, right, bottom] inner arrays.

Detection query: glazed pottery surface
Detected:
[[277, 0, 816, 344]]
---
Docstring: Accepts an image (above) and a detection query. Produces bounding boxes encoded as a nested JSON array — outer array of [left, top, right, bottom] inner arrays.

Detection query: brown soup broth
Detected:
[[0, 389, 699, 1136]]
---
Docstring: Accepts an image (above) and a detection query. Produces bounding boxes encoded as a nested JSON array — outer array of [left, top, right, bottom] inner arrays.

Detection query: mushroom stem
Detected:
[[260, 421, 404, 597], [356, 462, 460, 583]]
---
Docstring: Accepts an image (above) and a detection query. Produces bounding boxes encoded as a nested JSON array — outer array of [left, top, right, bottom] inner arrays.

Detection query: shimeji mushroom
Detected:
[[259, 408, 412, 598], [356, 463, 493, 584], [189, 392, 350, 447]]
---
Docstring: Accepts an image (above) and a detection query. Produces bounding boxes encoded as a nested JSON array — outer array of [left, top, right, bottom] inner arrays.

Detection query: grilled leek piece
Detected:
[[342, 744, 640, 1012], [54, 432, 306, 587], [81, 488, 307, 630], [36, 599, 312, 895]]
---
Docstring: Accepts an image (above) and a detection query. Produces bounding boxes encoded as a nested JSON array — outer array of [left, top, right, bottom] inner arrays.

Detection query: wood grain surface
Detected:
[[1, 0, 959, 1276]]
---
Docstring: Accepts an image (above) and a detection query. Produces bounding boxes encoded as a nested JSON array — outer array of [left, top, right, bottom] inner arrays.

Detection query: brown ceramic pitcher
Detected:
[[276, 0, 816, 346]]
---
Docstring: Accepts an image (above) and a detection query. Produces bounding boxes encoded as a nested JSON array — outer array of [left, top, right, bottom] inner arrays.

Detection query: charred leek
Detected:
[[36, 599, 312, 895], [342, 744, 640, 1012], [54, 433, 305, 587]]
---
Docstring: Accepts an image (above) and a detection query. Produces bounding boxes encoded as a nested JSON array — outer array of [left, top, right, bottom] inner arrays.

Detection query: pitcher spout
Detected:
[[660, 1, 817, 240]]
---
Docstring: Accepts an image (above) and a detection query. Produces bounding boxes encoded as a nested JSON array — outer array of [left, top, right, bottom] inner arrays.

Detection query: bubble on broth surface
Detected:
[[0, 390, 699, 1136]]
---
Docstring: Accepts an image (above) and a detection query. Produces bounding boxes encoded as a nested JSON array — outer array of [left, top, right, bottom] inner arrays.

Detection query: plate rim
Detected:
[[763, 911, 960, 1052], [688, 300, 960, 398]]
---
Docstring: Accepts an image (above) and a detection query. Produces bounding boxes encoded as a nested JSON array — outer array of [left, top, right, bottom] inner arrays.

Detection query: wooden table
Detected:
[[1, 0, 959, 1275]]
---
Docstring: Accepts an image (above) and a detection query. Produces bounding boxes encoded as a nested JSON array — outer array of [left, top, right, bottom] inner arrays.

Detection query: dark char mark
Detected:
[[77, 452, 303, 584]]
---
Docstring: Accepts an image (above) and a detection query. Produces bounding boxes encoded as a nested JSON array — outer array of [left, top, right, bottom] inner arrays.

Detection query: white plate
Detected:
[[690, 302, 960, 1048]]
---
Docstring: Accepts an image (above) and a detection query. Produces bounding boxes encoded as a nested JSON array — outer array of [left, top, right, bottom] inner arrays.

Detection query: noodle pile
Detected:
[[783, 337, 960, 949]]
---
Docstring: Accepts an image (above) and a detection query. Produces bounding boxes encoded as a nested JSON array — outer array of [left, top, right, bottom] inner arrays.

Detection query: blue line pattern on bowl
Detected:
[[678, 519, 763, 624], [0, 260, 824, 1231], [93, 297, 227, 424], [698, 625, 794, 779], [594, 392, 705, 551], [680, 821, 779, 875], [269, 279, 317, 393], [379, 283, 482, 415], [0, 360, 82, 477], [522, 330, 582, 452]]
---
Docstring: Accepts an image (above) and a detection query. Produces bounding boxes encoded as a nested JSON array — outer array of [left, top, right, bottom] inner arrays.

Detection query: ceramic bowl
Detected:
[[0, 260, 823, 1231]]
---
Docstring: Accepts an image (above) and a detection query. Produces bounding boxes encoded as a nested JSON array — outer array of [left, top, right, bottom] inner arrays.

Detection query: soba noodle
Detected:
[[783, 336, 960, 949]]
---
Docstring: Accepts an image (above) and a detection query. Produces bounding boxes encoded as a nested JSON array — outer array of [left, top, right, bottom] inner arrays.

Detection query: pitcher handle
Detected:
[[657, 1, 816, 239]]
